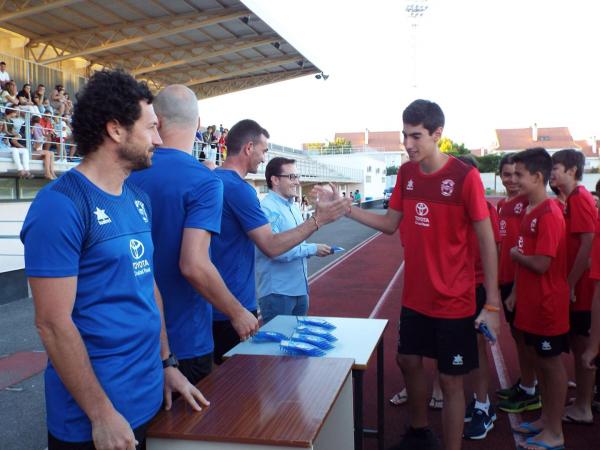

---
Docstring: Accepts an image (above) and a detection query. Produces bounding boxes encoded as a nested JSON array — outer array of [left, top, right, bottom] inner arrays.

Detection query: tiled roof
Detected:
[[335, 131, 405, 152], [573, 139, 600, 158], [495, 127, 578, 151]]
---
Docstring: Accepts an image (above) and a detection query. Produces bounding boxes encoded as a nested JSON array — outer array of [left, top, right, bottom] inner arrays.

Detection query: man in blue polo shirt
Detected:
[[21, 70, 205, 450], [256, 156, 332, 323], [211, 119, 351, 363], [129, 85, 258, 385]]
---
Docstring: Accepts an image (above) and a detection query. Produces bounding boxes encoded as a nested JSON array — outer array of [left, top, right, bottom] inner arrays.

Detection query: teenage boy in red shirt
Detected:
[[550, 149, 597, 425], [508, 147, 569, 450], [316, 99, 501, 450], [496, 155, 541, 414]]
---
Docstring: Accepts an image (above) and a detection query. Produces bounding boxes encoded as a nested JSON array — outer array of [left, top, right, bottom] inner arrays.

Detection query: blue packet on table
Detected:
[[297, 316, 336, 330], [291, 332, 335, 350], [251, 331, 288, 343], [330, 246, 346, 254], [280, 340, 326, 356], [295, 325, 338, 342]]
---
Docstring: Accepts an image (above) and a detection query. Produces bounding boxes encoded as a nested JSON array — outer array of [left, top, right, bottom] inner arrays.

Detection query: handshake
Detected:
[[309, 183, 353, 226]]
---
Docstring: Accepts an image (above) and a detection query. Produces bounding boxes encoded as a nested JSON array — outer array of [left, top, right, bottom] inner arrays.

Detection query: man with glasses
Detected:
[[211, 119, 351, 363], [255, 157, 332, 324]]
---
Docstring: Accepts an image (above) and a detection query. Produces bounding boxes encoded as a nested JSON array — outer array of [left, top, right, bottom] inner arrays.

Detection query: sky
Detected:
[[198, 0, 600, 150]]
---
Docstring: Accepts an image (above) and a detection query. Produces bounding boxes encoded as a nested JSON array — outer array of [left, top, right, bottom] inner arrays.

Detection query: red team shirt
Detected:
[[514, 199, 570, 336], [471, 201, 500, 285], [497, 195, 529, 285], [564, 185, 597, 312], [389, 156, 489, 319]]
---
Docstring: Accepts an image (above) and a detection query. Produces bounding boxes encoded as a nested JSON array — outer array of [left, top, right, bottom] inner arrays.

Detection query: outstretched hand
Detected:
[[310, 183, 351, 225], [163, 367, 210, 412]]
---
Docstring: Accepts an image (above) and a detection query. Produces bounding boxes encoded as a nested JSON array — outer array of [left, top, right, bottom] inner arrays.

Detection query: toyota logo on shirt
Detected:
[[129, 239, 145, 260], [416, 202, 429, 216]]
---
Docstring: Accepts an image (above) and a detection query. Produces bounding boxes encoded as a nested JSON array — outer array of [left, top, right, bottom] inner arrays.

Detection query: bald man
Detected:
[[129, 85, 259, 386]]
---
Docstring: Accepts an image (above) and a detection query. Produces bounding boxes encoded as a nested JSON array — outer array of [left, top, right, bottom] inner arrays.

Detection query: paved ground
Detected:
[[0, 208, 383, 450]]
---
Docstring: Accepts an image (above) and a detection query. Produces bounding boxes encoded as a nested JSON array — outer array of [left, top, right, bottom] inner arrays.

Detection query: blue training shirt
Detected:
[[129, 148, 223, 359], [211, 168, 269, 320], [20, 169, 163, 442]]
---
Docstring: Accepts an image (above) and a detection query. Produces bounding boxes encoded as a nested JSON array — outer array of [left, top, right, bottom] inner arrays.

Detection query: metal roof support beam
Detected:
[[132, 36, 278, 76], [183, 56, 300, 87], [38, 8, 248, 64], [0, 0, 83, 22]]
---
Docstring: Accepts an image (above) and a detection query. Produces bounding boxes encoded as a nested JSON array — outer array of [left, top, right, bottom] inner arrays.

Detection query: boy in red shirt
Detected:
[[318, 100, 501, 450], [508, 147, 569, 450], [496, 155, 541, 414], [550, 149, 597, 425]]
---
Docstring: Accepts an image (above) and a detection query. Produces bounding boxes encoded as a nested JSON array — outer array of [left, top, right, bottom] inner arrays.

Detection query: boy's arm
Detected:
[[582, 281, 600, 369], [567, 232, 594, 300], [473, 218, 501, 337], [510, 247, 551, 274], [346, 205, 403, 234]]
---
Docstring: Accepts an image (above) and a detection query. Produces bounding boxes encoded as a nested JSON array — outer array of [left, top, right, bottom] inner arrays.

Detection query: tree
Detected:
[[438, 137, 469, 155], [386, 166, 399, 175], [474, 154, 503, 173]]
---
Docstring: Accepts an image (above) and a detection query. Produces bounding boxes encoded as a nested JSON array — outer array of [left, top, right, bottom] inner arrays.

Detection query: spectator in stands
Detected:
[[40, 113, 56, 151], [0, 61, 9, 89], [1, 119, 31, 178], [256, 157, 332, 324], [21, 68, 204, 450], [17, 83, 39, 115], [42, 97, 54, 115], [301, 195, 311, 220], [210, 119, 351, 363], [128, 84, 258, 386], [32, 84, 46, 114], [50, 84, 67, 116], [64, 92, 74, 116], [219, 127, 228, 161], [0, 80, 20, 112]]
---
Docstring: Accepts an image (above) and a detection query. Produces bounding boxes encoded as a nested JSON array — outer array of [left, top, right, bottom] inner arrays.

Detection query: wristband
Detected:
[[311, 215, 320, 229], [483, 304, 500, 313]]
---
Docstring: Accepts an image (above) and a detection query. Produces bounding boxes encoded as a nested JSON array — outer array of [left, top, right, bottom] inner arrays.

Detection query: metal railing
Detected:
[[1, 107, 77, 165], [306, 145, 405, 155]]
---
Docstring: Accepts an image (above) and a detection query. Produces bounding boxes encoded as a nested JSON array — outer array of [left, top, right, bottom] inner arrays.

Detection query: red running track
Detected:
[[308, 231, 599, 450]]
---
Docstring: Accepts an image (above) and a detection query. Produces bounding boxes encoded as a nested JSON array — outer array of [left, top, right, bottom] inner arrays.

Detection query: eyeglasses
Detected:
[[276, 173, 300, 181]]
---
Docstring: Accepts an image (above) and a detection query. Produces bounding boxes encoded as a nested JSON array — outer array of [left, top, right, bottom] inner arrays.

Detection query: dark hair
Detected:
[[550, 185, 561, 196], [402, 99, 445, 135], [0, 61, 5, 65], [30, 116, 41, 125], [512, 147, 552, 185], [595, 178, 600, 195], [457, 155, 479, 170], [551, 148, 585, 181], [265, 157, 295, 189], [498, 153, 515, 174], [226, 119, 270, 156], [71, 69, 153, 156]]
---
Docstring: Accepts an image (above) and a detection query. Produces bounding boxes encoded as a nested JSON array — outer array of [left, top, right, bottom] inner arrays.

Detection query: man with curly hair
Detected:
[[21, 69, 206, 450]]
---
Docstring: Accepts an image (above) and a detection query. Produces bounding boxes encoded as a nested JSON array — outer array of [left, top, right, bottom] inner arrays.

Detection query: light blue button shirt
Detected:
[[255, 190, 317, 298]]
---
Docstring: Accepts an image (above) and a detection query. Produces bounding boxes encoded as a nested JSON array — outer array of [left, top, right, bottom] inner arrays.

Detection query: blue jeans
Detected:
[[258, 294, 309, 324]]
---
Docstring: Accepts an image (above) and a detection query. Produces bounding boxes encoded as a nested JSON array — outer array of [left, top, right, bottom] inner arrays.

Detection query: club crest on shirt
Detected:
[[499, 219, 507, 235], [93, 207, 111, 225], [517, 236, 524, 252], [134, 200, 149, 223], [530, 218, 538, 233], [406, 179, 414, 191], [514, 202, 524, 214], [440, 179, 455, 197], [414, 202, 430, 227]]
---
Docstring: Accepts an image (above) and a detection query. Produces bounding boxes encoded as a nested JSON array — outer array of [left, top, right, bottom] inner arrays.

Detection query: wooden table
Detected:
[[224, 316, 388, 450], [147, 354, 354, 449]]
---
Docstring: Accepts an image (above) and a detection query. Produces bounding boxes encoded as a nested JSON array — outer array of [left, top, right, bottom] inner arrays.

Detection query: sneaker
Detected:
[[389, 427, 440, 450], [496, 379, 520, 399], [465, 398, 475, 423], [464, 407, 495, 440], [498, 386, 541, 413]]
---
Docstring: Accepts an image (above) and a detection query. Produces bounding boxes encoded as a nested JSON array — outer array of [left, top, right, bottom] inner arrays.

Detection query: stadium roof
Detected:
[[0, 0, 321, 98]]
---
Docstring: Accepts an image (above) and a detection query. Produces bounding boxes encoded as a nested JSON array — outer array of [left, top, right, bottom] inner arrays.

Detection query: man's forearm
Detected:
[[38, 320, 114, 422], [262, 217, 319, 258], [184, 262, 246, 318]]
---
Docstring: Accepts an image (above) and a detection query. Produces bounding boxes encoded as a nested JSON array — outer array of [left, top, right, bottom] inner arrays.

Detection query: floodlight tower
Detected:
[[405, 0, 429, 89]]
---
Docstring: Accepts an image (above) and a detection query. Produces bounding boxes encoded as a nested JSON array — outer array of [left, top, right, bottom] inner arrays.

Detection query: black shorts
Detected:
[[500, 282, 515, 326], [569, 311, 591, 337], [523, 332, 570, 357], [397, 307, 478, 375], [178, 352, 213, 386], [48, 421, 149, 450]]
